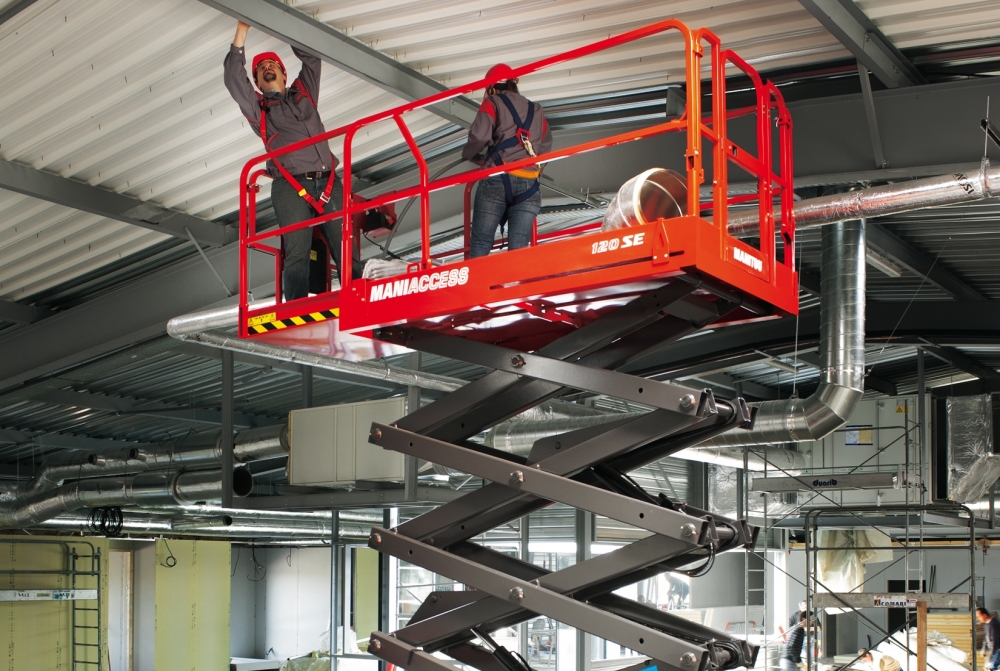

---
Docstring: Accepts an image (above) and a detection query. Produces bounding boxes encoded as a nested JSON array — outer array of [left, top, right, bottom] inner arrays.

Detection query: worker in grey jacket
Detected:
[[462, 64, 553, 258], [224, 21, 358, 302]]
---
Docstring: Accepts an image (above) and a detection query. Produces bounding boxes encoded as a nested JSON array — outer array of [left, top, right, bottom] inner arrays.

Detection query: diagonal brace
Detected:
[[372, 423, 714, 545], [369, 527, 709, 671]]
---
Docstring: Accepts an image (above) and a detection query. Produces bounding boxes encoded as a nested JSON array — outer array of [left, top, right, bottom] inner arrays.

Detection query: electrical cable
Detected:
[[378, 156, 466, 260], [679, 542, 716, 577], [87, 507, 124, 537], [159, 538, 177, 568], [248, 545, 266, 581]]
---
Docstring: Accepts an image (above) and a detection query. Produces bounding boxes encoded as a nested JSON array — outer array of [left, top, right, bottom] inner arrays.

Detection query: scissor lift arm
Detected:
[[364, 285, 761, 671]]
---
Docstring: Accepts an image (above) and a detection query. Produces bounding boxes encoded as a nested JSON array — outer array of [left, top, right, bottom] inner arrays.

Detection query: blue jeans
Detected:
[[271, 175, 360, 301], [987, 650, 1000, 670], [469, 175, 541, 258]]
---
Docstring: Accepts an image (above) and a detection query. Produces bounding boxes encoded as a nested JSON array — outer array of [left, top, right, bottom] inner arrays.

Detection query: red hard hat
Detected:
[[252, 51, 286, 81], [485, 63, 515, 85]]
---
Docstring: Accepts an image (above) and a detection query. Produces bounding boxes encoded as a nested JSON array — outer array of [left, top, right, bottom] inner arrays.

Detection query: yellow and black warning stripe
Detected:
[[247, 308, 339, 334]]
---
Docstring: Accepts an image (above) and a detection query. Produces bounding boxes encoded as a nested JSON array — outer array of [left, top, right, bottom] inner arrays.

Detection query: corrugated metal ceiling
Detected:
[[2, 0, 1000, 300], [2, 0, 1000, 466]]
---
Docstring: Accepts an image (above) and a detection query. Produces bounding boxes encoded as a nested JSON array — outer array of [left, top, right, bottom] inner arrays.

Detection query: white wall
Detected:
[[255, 547, 332, 660], [231, 546, 258, 657], [133, 542, 156, 671], [108, 550, 132, 671]]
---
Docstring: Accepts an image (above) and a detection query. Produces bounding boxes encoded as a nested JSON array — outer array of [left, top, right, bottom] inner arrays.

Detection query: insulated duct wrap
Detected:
[[32, 510, 369, 541], [944, 395, 1000, 503], [698, 219, 865, 448], [12, 425, 288, 497], [727, 161, 1000, 238], [0, 469, 251, 528]]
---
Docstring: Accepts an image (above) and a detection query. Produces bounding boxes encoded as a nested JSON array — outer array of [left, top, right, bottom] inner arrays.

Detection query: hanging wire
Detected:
[[248, 545, 266, 581], [869, 239, 950, 379], [159, 538, 177, 568], [232, 547, 240, 578], [791, 233, 803, 397], [378, 156, 466, 260]]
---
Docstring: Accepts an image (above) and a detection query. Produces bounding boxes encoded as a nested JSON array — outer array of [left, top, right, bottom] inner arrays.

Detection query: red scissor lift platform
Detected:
[[238, 18, 797, 671]]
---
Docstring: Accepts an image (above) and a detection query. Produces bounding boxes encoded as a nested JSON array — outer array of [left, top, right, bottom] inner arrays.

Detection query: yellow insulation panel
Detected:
[[0, 536, 110, 670], [153, 538, 231, 670]]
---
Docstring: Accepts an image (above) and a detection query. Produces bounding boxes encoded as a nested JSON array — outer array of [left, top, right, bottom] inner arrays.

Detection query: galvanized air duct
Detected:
[[166, 302, 463, 393], [481, 412, 807, 471], [726, 160, 1000, 238], [32, 510, 370, 541], [16, 425, 288, 496], [698, 219, 865, 448], [0, 468, 253, 528]]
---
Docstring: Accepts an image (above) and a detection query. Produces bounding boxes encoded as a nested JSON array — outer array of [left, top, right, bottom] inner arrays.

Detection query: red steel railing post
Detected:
[[393, 115, 432, 270], [463, 181, 475, 261]]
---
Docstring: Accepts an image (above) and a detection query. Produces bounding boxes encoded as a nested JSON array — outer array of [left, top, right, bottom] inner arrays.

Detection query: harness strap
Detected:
[[258, 95, 336, 215], [482, 93, 540, 206]]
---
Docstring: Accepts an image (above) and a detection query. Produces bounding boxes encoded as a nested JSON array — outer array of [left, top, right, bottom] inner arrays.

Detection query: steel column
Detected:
[[221, 349, 234, 508]]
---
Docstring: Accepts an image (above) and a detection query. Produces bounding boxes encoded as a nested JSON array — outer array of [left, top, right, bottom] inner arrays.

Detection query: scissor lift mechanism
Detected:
[[236, 17, 799, 671]]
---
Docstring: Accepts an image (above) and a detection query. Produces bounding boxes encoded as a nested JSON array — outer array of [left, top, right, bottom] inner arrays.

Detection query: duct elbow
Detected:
[[803, 382, 863, 436]]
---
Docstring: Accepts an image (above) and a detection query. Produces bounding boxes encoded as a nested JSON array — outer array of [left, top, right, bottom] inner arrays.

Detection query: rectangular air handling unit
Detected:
[[288, 398, 407, 487]]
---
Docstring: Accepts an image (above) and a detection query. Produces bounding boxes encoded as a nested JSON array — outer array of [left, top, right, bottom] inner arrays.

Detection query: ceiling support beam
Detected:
[[625, 301, 1000, 382], [0, 428, 146, 453], [198, 0, 479, 127], [0, 243, 274, 394], [0, 299, 54, 325], [0, 159, 233, 248], [797, 0, 924, 88], [921, 344, 1000, 382], [33, 389, 279, 429], [858, 62, 887, 169], [866, 223, 986, 301], [0, 0, 39, 26], [684, 372, 781, 401]]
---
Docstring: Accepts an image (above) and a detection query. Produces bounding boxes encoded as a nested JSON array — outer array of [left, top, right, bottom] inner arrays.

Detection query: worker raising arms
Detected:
[[223, 21, 359, 302], [462, 65, 553, 258]]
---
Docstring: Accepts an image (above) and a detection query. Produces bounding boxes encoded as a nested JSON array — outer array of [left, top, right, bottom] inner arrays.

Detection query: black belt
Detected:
[[293, 171, 331, 181]]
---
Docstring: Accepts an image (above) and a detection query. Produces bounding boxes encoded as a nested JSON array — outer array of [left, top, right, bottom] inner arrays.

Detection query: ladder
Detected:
[[365, 286, 764, 671], [71, 547, 103, 670]]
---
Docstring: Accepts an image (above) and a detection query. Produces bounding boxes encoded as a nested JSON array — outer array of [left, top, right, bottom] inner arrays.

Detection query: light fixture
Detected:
[[754, 349, 799, 374], [865, 246, 903, 278]]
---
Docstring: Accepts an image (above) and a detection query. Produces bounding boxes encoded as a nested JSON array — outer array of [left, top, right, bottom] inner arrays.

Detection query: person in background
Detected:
[[224, 21, 359, 301], [790, 601, 808, 628], [781, 611, 808, 671], [859, 648, 901, 671], [462, 64, 553, 258], [979, 607, 1000, 670]]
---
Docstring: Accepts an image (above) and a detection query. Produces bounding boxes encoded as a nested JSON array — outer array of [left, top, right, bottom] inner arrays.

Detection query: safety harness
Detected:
[[257, 89, 336, 215], [483, 93, 540, 206]]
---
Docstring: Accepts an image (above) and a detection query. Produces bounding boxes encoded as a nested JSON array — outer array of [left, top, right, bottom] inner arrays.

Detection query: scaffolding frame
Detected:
[[735, 389, 981, 671], [803, 503, 977, 671]]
